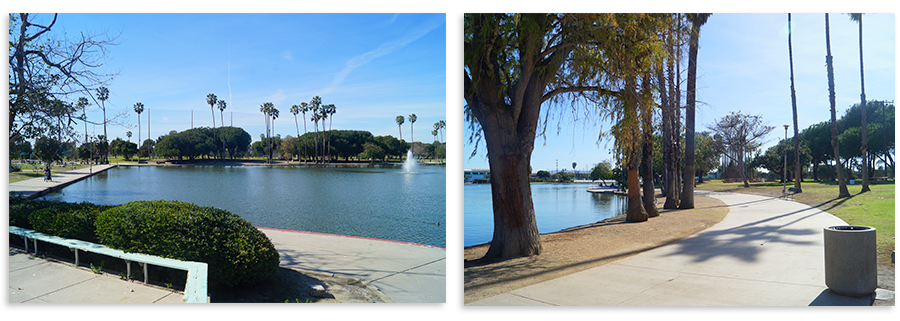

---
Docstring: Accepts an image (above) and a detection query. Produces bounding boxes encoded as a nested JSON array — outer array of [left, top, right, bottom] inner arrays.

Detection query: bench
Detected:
[[9, 226, 208, 303], [782, 187, 798, 200]]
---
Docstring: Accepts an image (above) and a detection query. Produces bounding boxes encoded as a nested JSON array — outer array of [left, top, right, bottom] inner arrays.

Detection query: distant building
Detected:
[[464, 169, 490, 183]]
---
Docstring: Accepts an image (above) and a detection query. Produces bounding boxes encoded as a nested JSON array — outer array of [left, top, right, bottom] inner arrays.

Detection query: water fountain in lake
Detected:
[[403, 150, 418, 173]]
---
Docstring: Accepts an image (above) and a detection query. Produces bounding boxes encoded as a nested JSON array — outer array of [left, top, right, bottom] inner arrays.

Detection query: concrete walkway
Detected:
[[8, 249, 183, 303], [469, 191, 885, 306], [8, 164, 117, 198], [259, 227, 446, 303]]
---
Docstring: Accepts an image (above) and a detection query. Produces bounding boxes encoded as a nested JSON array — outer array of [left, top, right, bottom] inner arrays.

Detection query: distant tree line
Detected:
[[258, 130, 445, 163], [752, 101, 894, 182], [154, 127, 252, 161]]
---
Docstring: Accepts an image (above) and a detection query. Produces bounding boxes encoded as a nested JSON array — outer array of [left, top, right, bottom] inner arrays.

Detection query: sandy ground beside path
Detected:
[[463, 193, 727, 304]]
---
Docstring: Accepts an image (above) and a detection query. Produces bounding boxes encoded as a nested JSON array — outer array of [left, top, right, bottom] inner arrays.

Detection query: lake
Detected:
[[464, 184, 626, 247], [43, 165, 446, 248]]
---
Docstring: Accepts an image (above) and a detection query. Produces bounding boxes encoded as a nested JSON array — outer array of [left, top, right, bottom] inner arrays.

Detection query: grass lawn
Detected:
[[697, 179, 895, 264]]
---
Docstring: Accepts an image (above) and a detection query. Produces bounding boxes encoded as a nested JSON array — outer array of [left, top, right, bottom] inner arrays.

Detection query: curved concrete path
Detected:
[[259, 228, 445, 303], [468, 191, 876, 306], [8, 164, 117, 199]]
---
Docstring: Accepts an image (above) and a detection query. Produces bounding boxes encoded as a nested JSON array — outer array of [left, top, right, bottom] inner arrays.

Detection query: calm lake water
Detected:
[[464, 184, 626, 247], [43, 165, 446, 248]]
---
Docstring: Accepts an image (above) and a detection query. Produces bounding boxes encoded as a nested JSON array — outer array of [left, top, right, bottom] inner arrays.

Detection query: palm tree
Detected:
[[396, 115, 405, 141], [206, 93, 218, 161], [126, 131, 132, 142], [206, 93, 217, 128], [825, 13, 851, 198], [217, 99, 227, 161], [309, 96, 322, 163], [299, 102, 309, 161], [217, 100, 227, 127], [408, 113, 417, 142], [290, 104, 302, 162], [439, 120, 446, 142], [133, 102, 144, 162], [325, 104, 336, 162], [96, 87, 109, 163], [679, 13, 711, 210], [434, 122, 441, 143], [788, 13, 803, 194], [260, 102, 273, 163], [317, 104, 328, 162], [849, 13, 870, 193], [270, 106, 279, 162], [77, 97, 91, 169]]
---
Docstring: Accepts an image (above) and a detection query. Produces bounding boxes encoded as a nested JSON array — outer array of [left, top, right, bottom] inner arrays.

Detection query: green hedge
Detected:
[[28, 202, 111, 243], [8, 197, 67, 230], [95, 200, 280, 288]]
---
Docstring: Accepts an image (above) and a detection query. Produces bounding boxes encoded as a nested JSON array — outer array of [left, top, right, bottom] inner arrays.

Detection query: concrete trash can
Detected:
[[823, 225, 877, 297]]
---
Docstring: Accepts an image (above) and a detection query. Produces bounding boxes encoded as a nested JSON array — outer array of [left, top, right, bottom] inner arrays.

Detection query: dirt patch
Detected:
[[463, 193, 727, 304]]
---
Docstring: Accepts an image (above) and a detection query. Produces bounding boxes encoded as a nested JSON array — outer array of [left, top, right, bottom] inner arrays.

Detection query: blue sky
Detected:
[[463, 13, 896, 173], [34, 13, 446, 145]]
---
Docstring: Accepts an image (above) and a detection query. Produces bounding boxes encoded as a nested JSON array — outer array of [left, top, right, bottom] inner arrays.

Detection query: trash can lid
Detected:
[[826, 225, 875, 231]]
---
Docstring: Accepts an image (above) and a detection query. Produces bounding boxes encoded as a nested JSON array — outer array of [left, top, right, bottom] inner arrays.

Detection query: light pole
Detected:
[[783, 124, 790, 193]]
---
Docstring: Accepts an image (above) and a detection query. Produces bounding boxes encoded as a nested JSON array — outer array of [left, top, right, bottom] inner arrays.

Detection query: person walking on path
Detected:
[[44, 166, 51, 182]]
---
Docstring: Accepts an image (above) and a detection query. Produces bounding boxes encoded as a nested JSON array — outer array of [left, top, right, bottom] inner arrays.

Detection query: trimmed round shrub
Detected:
[[95, 200, 280, 288], [28, 202, 111, 243]]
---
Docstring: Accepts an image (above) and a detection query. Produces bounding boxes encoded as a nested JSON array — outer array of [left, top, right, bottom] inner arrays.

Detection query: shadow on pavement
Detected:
[[808, 289, 874, 306]]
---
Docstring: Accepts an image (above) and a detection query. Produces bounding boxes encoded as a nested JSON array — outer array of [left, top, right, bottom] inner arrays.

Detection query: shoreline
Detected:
[[257, 226, 445, 250], [116, 159, 446, 167]]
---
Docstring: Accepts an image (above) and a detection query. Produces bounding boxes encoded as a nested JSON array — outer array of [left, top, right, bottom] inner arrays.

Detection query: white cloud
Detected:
[[321, 16, 444, 95], [281, 51, 293, 61], [263, 89, 287, 107], [386, 13, 400, 24]]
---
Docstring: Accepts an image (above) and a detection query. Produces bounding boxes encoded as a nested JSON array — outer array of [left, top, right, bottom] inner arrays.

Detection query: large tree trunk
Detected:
[[464, 14, 575, 261], [473, 86, 545, 261], [825, 14, 851, 198], [813, 161, 819, 181], [481, 127, 542, 260], [627, 157, 649, 223]]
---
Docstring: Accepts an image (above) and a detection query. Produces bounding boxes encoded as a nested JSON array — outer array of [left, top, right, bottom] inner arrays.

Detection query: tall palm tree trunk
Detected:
[[314, 120, 320, 164], [680, 13, 710, 209], [661, 28, 679, 209], [853, 14, 870, 192], [788, 13, 803, 193], [640, 74, 659, 217], [328, 116, 334, 162], [825, 13, 851, 198], [302, 111, 308, 162], [294, 114, 300, 162]]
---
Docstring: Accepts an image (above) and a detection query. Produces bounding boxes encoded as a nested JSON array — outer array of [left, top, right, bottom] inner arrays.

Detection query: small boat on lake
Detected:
[[586, 184, 619, 194]]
